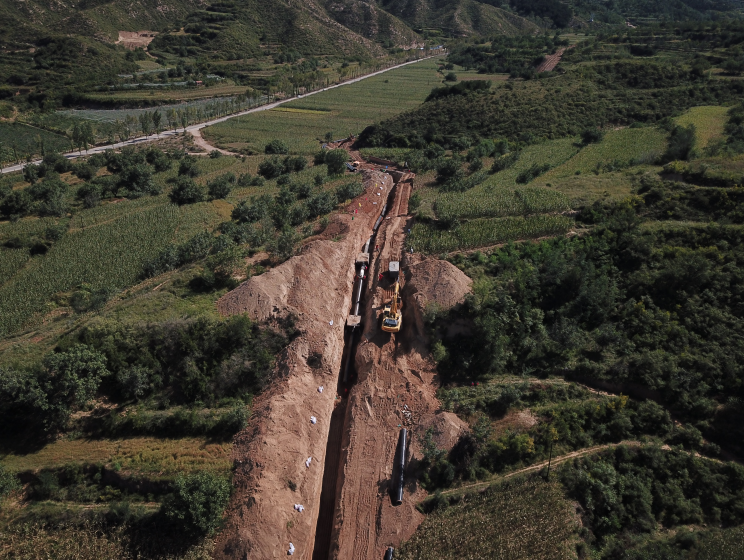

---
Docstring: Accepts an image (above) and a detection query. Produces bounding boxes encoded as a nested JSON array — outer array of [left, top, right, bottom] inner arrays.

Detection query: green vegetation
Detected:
[[409, 214, 573, 254], [202, 59, 444, 155], [398, 477, 577, 559]]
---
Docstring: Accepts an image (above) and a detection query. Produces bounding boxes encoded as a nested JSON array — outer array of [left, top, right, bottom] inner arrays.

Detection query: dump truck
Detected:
[[381, 281, 402, 333]]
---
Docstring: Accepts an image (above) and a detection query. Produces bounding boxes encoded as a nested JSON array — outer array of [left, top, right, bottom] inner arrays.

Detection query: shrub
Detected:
[[169, 177, 205, 205], [0, 190, 32, 217], [663, 124, 697, 162], [162, 472, 231, 535], [324, 149, 349, 176], [207, 174, 233, 199], [232, 195, 272, 223], [307, 190, 336, 218], [581, 128, 604, 144], [209, 150, 222, 159], [335, 181, 363, 201], [444, 72, 457, 82], [265, 139, 289, 154], [178, 157, 200, 177]]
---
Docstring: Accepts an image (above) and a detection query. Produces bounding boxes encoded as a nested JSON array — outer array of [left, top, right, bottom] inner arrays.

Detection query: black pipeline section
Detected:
[[384, 546, 395, 560], [392, 428, 407, 505]]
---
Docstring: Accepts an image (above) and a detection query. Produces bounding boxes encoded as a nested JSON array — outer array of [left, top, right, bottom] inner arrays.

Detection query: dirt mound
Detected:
[[402, 257, 472, 338], [417, 411, 469, 452], [214, 170, 394, 560]]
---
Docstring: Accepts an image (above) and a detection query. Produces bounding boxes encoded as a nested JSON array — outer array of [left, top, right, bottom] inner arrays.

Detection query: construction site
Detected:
[[213, 141, 472, 559]]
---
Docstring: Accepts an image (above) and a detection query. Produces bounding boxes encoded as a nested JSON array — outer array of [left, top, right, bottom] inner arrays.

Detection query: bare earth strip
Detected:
[[213, 169, 394, 560]]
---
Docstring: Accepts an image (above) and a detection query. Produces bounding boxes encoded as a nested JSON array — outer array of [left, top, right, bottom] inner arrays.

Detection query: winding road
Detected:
[[1, 55, 441, 175]]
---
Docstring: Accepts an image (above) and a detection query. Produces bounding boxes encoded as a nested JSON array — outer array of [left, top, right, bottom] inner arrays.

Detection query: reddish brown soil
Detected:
[[214, 169, 394, 560], [328, 184, 472, 560], [116, 31, 157, 51]]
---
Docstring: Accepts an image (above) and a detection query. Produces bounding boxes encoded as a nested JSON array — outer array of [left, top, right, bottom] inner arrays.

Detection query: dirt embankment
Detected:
[[329, 184, 472, 559], [536, 46, 573, 73], [214, 169, 394, 560], [116, 31, 157, 51]]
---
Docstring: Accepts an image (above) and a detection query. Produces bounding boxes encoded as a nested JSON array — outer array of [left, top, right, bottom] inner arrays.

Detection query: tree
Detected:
[[139, 112, 153, 137], [166, 109, 177, 131], [162, 472, 231, 535], [663, 124, 697, 162], [207, 174, 233, 199], [324, 149, 349, 175], [40, 345, 110, 429], [152, 111, 163, 136], [170, 177, 205, 205], [581, 128, 604, 144], [0, 189, 32, 217], [265, 139, 289, 154], [444, 72, 457, 81]]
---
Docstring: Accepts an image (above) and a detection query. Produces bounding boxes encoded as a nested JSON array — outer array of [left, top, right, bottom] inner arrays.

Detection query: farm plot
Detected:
[[408, 214, 573, 254], [541, 127, 668, 180], [434, 187, 571, 223], [0, 205, 180, 337], [202, 59, 443, 155], [674, 105, 729, 149], [397, 477, 577, 560], [0, 122, 70, 163]]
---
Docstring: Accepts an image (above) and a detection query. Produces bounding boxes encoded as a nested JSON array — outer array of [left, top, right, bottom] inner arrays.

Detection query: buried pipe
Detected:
[[392, 428, 407, 505]]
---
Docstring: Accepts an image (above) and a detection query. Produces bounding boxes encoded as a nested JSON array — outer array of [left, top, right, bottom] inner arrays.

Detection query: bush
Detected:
[[209, 150, 222, 159], [0, 190, 32, 217], [307, 190, 336, 218], [581, 128, 604, 144], [162, 472, 231, 535], [232, 195, 272, 223], [178, 157, 200, 177], [324, 149, 349, 176], [207, 174, 233, 199], [169, 177, 205, 205], [335, 181, 363, 201], [663, 124, 697, 162], [444, 72, 457, 82], [265, 139, 289, 155]]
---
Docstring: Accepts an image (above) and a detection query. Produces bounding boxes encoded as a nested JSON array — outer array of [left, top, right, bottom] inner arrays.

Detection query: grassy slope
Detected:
[[203, 58, 443, 154], [674, 105, 730, 149]]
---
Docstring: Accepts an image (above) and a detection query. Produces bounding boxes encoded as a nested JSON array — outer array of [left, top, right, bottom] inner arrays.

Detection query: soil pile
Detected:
[[214, 169, 393, 560]]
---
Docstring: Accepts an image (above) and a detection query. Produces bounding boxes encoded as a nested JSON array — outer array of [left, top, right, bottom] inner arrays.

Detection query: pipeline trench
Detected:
[[311, 179, 400, 560]]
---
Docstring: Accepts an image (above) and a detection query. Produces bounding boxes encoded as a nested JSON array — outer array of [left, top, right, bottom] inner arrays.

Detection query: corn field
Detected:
[[434, 187, 571, 223], [408, 215, 573, 254], [397, 477, 577, 560], [0, 205, 180, 338]]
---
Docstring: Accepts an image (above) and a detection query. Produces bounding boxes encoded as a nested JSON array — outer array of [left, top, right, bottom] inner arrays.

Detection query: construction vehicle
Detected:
[[381, 281, 402, 333]]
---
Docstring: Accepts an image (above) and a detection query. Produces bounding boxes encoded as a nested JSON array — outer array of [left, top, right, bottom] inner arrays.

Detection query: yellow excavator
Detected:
[[381, 281, 402, 333]]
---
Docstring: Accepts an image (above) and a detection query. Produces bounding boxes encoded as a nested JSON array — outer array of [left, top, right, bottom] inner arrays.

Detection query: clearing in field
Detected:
[[397, 477, 578, 560], [201, 59, 444, 155]]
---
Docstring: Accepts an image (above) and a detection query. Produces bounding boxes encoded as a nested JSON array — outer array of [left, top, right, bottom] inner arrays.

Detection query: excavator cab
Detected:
[[381, 281, 402, 333]]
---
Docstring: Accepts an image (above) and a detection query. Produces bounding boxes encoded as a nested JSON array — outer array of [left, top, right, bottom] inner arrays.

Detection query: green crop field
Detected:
[[84, 84, 249, 103], [0, 205, 182, 337], [408, 214, 573, 254], [541, 127, 668, 180], [202, 59, 444, 155], [0, 122, 70, 163], [434, 187, 571, 224], [398, 477, 577, 560], [675, 105, 730, 149]]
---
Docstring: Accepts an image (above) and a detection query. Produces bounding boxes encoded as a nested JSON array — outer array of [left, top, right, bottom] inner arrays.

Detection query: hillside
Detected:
[[379, 0, 540, 36]]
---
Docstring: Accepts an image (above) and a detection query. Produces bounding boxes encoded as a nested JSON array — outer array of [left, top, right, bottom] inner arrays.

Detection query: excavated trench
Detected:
[[311, 184, 398, 560]]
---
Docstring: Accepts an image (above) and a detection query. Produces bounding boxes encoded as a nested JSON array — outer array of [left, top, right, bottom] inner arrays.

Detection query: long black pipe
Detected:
[[392, 428, 407, 505], [341, 328, 357, 384], [384, 546, 394, 560]]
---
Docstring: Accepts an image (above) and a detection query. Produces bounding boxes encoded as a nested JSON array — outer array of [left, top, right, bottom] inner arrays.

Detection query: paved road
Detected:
[[1, 55, 441, 175]]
